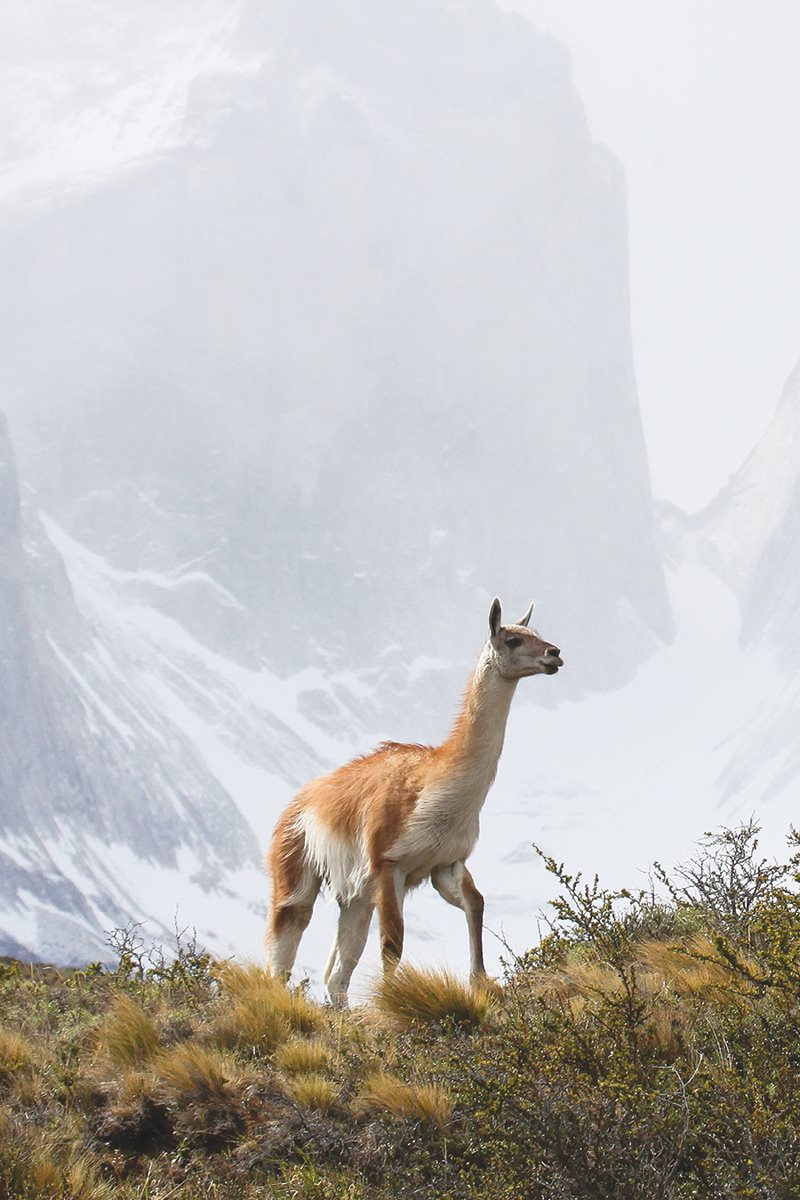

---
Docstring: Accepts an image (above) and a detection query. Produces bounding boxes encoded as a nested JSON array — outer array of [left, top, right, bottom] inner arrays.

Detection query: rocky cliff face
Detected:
[[0, 0, 671, 722]]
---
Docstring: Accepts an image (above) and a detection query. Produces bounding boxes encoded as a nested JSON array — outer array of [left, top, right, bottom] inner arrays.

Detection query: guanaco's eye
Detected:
[[505, 636, 522, 649]]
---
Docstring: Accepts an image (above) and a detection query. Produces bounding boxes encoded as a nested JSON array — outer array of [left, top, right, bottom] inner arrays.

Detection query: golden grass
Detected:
[[355, 1071, 453, 1130], [211, 994, 288, 1056], [16, 1154, 63, 1200], [103, 1065, 160, 1114], [276, 1036, 333, 1075], [0, 1112, 110, 1200], [538, 959, 619, 1002], [639, 1003, 691, 1062], [531, 936, 761, 1011], [283, 1071, 339, 1112], [65, 1157, 111, 1200], [9, 1068, 49, 1108], [211, 965, 322, 1055], [97, 995, 161, 1067], [0, 1027, 33, 1086], [636, 937, 761, 996], [155, 1042, 242, 1106], [372, 965, 496, 1029]]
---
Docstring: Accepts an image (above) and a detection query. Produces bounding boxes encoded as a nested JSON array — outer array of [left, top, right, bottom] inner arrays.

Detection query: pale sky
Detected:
[[505, 0, 800, 511]]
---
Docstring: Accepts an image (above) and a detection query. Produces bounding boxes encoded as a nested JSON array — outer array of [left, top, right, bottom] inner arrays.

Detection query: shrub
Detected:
[[653, 817, 788, 941], [105, 920, 216, 996]]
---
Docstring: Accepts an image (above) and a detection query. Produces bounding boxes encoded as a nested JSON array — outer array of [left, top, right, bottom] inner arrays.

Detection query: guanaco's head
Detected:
[[488, 597, 563, 680]]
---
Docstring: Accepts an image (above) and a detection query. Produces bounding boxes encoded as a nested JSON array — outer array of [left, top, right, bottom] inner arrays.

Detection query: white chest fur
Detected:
[[388, 776, 486, 876], [387, 658, 516, 878], [391, 748, 510, 883]]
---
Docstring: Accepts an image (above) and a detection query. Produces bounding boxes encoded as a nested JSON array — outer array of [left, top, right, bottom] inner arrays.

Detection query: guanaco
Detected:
[[266, 597, 562, 1004]]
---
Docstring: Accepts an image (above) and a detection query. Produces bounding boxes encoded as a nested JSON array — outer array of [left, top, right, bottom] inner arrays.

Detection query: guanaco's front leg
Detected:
[[431, 862, 486, 980], [375, 862, 406, 971]]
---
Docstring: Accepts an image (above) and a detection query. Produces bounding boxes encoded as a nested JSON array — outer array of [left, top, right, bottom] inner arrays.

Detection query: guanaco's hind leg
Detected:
[[267, 878, 320, 979], [266, 810, 320, 979], [431, 862, 486, 979], [323, 895, 374, 1007], [375, 863, 406, 971]]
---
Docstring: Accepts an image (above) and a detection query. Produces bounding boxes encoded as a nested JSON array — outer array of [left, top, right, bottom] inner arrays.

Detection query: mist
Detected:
[[1, 1, 799, 988]]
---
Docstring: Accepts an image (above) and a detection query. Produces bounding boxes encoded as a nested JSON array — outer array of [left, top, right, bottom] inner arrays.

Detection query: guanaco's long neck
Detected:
[[443, 644, 517, 783]]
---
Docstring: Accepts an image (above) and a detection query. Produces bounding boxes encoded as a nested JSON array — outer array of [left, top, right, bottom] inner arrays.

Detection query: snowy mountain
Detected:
[[693, 358, 800, 661], [452, 369, 800, 985], [0, 414, 338, 963], [4, 0, 760, 975], [4, 336, 800, 978], [656, 356, 800, 829]]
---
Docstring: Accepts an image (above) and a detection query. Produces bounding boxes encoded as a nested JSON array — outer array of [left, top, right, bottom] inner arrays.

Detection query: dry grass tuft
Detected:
[[636, 937, 760, 996], [0, 1112, 110, 1200], [155, 1041, 241, 1107], [639, 1002, 691, 1062], [210, 994, 288, 1057], [17, 1153, 64, 1199], [519, 935, 763, 1067], [98, 995, 161, 1067], [538, 958, 620, 1002], [62, 1153, 112, 1200], [153, 1042, 249, 1144], [356, 1071, 453, 1130], [0, 1026, 34, 1087], [283, 1071, 339, 1112], [531, 936, 761, 1011], [211, 965, 322, 1055], [372, 965, 496, 1029], [276, 1036, 333, 1075]]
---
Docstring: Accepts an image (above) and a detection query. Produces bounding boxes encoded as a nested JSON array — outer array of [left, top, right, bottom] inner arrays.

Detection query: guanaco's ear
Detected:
[[518, 601, 535, 627], [488, 597, 502, 638]]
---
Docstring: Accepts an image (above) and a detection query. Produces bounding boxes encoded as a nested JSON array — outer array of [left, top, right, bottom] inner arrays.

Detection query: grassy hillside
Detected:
[[2, 821, 800, 1199]]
